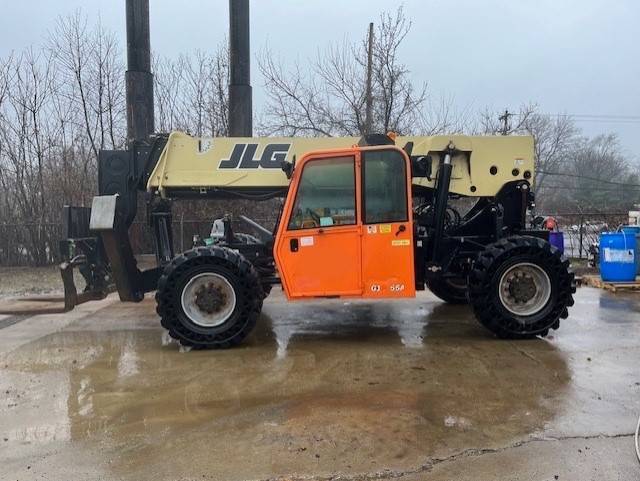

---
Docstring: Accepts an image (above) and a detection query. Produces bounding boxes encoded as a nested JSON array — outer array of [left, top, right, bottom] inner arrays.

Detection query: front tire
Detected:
[[468, 236, 575, 339], [156, 247, 263, 349]]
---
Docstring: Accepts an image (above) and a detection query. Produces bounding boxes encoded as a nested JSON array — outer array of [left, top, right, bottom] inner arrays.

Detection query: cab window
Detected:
[[362, 150, 408, 224], [288, 156, 356, 230]]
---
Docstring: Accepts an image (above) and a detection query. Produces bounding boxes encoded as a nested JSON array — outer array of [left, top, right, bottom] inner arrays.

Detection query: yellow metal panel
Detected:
[[147, 132, 534, 197]]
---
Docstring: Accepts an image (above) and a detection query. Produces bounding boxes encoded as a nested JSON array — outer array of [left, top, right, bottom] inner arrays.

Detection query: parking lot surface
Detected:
[[1, 287, 639, 480]]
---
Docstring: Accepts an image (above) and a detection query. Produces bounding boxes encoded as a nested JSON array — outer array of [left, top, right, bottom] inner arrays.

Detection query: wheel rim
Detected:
[[498, 262, 551, 317], [180, 273, 237, 327]]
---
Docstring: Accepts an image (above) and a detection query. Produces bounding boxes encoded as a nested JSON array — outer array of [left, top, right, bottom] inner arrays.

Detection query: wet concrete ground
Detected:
[[0, 287, 639, 480]]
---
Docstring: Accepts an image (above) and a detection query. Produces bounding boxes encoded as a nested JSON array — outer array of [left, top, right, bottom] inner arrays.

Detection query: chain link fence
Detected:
[[0, 223, 64, 266], [541, 212, 629, 259], [0, 216, 277, 267], [0, 211, 632, 266]]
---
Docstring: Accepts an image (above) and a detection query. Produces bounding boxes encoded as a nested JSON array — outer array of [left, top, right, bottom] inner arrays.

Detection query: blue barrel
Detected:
[[600, 232, 636, 282], [621, 226, 640, 275], [549, 231, 564, 254]]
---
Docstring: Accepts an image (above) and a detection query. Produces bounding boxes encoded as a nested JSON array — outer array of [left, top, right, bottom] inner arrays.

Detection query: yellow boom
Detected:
[[147, 132, 534, 198]]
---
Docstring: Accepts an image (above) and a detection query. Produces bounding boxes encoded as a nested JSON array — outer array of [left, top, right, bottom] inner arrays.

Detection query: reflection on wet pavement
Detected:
[[0, 287, 638, 480]]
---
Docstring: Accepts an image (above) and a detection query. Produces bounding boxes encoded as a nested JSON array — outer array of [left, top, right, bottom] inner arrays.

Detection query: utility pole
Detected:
[[364, 22, 374, 135], [229, 0, 252, 137], [498, 109, 512, 135], [125, 0, 154, 146]]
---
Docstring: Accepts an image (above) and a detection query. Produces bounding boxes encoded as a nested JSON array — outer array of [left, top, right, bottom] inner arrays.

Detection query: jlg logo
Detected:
[[219, 143, 291, 169]]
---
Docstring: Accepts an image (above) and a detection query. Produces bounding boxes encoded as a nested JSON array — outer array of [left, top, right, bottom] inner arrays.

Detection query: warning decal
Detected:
[[392, 239, 410, 247], [300, 236, 314, 247]]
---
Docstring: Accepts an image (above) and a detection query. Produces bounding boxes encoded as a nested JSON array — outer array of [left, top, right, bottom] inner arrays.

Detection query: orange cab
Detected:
[[274, 146, 416, 300]]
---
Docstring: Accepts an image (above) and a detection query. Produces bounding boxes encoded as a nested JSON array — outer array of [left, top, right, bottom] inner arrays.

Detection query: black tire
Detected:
[[427, 277, 469, 304], [468, 236, 575, 339], [261, 283, 273, 297], [156, 246, 263, 349]]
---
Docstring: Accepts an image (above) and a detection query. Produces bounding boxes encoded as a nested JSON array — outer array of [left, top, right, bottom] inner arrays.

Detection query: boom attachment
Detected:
[[89, 195, 161, 302]]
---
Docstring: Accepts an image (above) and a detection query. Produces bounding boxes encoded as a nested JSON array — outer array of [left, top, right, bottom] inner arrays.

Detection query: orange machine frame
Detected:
[[274, 145, 416, 300]]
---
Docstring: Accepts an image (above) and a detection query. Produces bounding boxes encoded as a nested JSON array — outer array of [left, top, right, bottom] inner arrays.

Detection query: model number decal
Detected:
[[219, 143, 291, 169], [370, 284, 405, 293]]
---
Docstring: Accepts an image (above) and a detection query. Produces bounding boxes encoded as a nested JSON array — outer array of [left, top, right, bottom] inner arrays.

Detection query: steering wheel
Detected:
[[305, 208, 321, 227]]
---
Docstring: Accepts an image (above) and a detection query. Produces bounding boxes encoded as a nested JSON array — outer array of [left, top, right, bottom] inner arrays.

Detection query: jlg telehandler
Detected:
[[76, 132, 574, 348], [3, 0, 575, 347]]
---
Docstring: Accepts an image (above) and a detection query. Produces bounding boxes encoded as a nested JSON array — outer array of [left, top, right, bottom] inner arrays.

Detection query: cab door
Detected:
[[275, 152, 362, 298], [360, 148, 415, 298]]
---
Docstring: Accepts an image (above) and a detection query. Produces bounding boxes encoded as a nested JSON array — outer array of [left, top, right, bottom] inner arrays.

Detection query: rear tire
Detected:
[[427, 277, 468, 304], [156, 246, 263, 349], [468, 236, 575, 339]]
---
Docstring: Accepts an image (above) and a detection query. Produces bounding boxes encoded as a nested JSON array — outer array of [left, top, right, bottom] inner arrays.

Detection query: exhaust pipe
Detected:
[[229, 0, 252, 137]]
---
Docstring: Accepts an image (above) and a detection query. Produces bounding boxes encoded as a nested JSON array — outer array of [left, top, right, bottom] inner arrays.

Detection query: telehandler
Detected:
[[4, 0, 575, 347], [62, 131, 574, 349]]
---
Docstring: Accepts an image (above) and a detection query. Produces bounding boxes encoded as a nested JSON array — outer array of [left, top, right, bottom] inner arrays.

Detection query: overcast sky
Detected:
[[1, 0, 638, 159]]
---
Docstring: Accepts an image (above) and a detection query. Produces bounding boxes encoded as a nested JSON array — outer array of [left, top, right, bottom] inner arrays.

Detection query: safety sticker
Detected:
[[380, 224, 392, 234], [367, 225, 377, 234], [392, 239, 410, 247], [300, 236, 314, 247]]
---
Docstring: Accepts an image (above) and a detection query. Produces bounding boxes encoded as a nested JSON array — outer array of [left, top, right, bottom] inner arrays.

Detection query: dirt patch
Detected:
[[0, 266, 73, 298], [0, 256, 156, 299]]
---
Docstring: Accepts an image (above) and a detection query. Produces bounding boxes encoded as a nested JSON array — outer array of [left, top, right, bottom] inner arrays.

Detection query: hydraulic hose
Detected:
[[429, 150, 453, 261]]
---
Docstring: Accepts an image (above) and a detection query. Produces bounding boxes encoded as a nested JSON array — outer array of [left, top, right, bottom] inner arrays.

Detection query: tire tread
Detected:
[[155, 246, 263, 349], [468, 235, 576, 339]]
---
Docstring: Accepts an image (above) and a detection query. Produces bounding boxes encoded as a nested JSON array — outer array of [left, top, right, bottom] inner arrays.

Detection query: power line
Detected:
[[567, 119, 640, 125], [537, 170, 640, 188], [514, 112, 640, 119], [537, 184, 640, 192], [568, 114, 640, 119], [512, 112, 640, 124]]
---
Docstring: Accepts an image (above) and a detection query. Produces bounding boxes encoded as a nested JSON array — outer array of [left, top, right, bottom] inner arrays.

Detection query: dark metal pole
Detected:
[[364, 22, 374, 135], [126, 0, 154, 145], [429, 145, 456, 263], [229, 0, 253, 137]]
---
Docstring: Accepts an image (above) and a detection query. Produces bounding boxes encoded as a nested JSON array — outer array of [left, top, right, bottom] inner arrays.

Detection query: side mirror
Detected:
[[532, 215, 545, 227], [411, 155, 433, 181], [281, 155, 296, 180], [402, 141, 414, 157]]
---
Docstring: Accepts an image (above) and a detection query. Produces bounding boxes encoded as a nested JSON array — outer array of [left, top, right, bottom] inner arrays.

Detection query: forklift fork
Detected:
[[0, 255, 109, 316]]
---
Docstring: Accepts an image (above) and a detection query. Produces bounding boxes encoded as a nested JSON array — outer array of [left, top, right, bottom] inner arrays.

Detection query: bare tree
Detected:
[[153, 52, 186, 133], [48, 11, 126, 158], [0, 50, 58, 263], [0, 12, 127, 264], [153, 42, 229, 136], [478, 103, 579, 192], [535, 133, 640, 212], [258, 7, 460, 137], [566, 134, 635, 210]]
